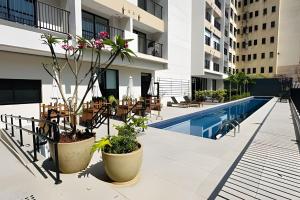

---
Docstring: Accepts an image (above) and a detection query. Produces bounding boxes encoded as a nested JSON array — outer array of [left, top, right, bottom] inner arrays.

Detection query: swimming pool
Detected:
[[149, 97, 271, 139]]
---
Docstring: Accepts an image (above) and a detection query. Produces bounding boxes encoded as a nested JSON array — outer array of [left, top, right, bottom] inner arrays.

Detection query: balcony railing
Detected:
[[139, 0, 163, 19], [82, 23, 124, 40], [137, 36, 163, 58], [0, 1, 70, 34]]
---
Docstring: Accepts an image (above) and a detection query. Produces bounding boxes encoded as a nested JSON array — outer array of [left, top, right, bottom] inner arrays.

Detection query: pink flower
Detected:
[[125, 41, 128, 48], [94, 39, 104, 49], [99, 31, 109, 39], [61, 44, 74, 51]]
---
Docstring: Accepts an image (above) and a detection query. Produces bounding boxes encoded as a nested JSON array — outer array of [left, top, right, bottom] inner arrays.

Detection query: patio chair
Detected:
[[171, 97, 188, 108], [183, 96, 202, 107]]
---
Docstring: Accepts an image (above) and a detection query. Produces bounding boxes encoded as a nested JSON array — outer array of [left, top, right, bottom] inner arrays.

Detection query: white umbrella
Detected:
[[126, 76, 134, 98], [147, 77, 155, 96], [92, 73, 102, 97], [51, 71, 60, 103]]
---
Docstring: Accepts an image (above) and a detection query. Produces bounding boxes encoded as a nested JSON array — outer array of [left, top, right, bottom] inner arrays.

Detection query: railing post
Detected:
[[11, 115, 14, 137], [19, 116, 23, 146], [31, 118, 37, 162], [36, 127, 40, 153], [5, 115, 8, 130], [53, 123, 62, 184], [107, 104, 110, 137]]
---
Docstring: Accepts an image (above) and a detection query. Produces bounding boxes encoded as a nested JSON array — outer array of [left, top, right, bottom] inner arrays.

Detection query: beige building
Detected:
[[234, 0, 300, 80]]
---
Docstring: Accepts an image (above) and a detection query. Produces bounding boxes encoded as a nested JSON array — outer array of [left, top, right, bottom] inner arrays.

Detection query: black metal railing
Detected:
[[139, 0, 163, 19], [0, 1, 70, 34], [290, 99, 300, 140], [138, 36, 163, 58], [82, 23, 124, 40], [0, 113, 62, 184]]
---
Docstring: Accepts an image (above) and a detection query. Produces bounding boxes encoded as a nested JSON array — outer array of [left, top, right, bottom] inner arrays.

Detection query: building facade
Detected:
[[0, 0, 167, 117], [235, 0, 300, 80]]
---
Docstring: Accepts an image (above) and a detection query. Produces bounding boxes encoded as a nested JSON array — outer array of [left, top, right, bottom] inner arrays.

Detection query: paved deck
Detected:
[[216, 101, 300, 199]]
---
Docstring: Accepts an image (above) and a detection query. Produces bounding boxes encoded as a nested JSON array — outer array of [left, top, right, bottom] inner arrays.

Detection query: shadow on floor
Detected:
[[77, 161, 112, 183]]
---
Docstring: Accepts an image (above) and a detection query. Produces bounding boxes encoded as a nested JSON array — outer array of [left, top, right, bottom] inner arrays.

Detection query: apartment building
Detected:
[[188, 0, 237, 97], [235, 0, 300, 80], [0, 0, 167, 117]]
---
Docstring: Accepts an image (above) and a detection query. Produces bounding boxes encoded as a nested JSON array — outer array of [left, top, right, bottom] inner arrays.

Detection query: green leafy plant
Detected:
[[108, 95, 118, 107], [92, 117, 148, 154]]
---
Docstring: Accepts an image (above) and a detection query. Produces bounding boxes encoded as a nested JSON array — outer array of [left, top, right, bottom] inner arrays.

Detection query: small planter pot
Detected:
[[102, 144, 143, 182], [49, 137, 95, 174]]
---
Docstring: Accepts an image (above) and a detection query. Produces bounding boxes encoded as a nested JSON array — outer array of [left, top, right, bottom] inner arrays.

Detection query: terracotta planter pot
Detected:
[[102, 144, 143, 182], [49, 137, 95, 173]]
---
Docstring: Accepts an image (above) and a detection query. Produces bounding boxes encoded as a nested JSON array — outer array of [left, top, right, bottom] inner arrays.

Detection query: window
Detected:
[[262, 23, 267, 30], [254, 39, 257, 45], [237, 42, 240, 48], [100, 69, 119, 98], [269, 66, 273, 73], [261, 53, 265, 59], [248, 54, 251, 61], [247, 68, 251, 74], [254, 25, 258, 31], [260, 67, 265, 73], [255, 10, 259, 17], [213, 63, 220, 71], [262, 38, 266, 44], [249, 12, 253, 18], [271, 21, 275, 28], [253, 54, 257, 59], [253, 68, 256, 73], [212, 79, 217, 91], [242, 69, 245, 73], [237, 56, 239, 62], [270, 36, 275, 43], [272, 6, 276, 12], [242, 55, 246, 61], [249, 26, 253, 32], [270, 52, 274, 58], [205, 60, 210, 69], [263, 8, 267, 15], [0, 79, 41, 105], [82, 11, 109, 40], [248, 40, 252, 46]]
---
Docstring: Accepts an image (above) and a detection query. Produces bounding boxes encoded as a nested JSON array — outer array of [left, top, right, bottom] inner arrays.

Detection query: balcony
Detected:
[[205, 36, 211, 46], [0, 1, 69, 34], [214, 20, 221, 31], [138, 0, 163, 19], [82, 24, 124, 40], [205, 12, 211, 22], [137, 36, 163, 58], [215, 0, 221, 10]]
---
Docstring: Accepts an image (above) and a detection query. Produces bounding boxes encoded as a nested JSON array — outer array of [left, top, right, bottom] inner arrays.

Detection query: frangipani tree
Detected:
[[41, 32, 135, 137]]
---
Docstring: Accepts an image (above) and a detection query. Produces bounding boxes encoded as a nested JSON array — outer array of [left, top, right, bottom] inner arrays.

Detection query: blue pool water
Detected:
[[150, 97, 271, 139]]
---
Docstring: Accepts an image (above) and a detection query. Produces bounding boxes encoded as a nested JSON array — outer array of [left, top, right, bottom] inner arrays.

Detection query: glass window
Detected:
[[106, 70, 117, 89]]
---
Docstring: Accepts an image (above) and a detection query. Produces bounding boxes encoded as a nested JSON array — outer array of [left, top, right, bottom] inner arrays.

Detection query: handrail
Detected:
[[290, 99, 300, 141], [215, 119, 240, 139], [0, 114, 62, 184], [86, 104, 110, 136]]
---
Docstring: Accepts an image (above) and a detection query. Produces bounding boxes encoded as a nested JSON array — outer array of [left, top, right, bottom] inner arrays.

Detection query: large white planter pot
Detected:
[[49, 137, 95, 173], [102, 144, 143, 182]]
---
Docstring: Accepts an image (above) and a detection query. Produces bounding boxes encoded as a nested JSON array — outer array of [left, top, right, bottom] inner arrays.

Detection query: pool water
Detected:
[[150, 97, 270, 139]]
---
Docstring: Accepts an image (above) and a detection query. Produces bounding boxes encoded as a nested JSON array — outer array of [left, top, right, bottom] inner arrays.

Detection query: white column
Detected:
[[66, 0, 82, 36]]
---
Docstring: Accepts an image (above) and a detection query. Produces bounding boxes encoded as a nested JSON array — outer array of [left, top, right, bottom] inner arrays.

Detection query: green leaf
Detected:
[[91, 137, 112, 153]]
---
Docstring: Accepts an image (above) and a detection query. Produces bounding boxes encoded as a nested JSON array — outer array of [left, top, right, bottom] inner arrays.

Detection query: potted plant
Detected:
[[41, 32, 135, 173], [92, 116, 147, 182]]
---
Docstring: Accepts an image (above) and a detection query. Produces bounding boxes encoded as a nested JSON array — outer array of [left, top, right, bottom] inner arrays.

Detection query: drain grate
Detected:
[[23, 194, 37, 200]]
